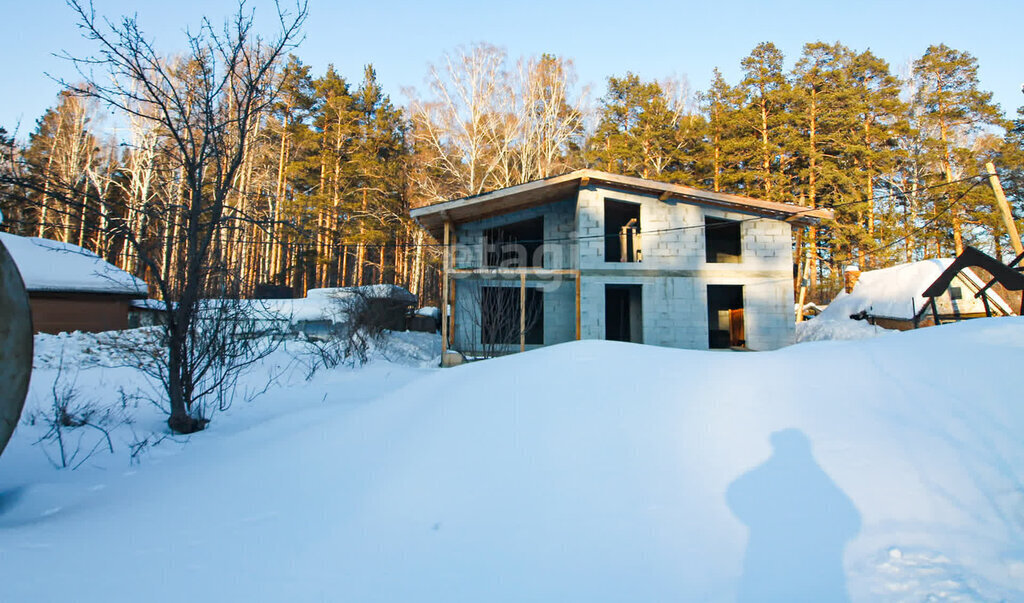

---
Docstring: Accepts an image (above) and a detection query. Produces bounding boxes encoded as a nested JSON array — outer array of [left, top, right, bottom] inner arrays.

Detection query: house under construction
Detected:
[[410, 170, 832, 359]]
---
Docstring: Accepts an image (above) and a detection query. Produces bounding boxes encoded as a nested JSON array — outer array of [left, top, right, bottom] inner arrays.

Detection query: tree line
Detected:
[[2, 21, 1022, 305]]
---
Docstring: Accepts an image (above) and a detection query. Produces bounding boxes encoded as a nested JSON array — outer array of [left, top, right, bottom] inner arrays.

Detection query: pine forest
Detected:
[[3, 29, 1022, 305]]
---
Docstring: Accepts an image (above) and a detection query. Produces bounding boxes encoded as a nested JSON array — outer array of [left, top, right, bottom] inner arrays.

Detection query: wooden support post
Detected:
[[575, 270, 581, 340], [985, 162, 1023, 256], [619, 226, 628, 262], [440, 221, 451, 361], [519, 272, 526, 353], [982, 291, 992, 317], [449, 228, 457, 350], [795, 250, 811, 322], [930, 296, 941, 326]]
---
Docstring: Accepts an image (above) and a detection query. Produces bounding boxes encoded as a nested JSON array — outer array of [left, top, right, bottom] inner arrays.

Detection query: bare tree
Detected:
[[408, 43, 514, 202], [408, 45, 586, 207], [53, 0, 308, 433], [460, 279, 544, 359], [516, 54, 587, 181]]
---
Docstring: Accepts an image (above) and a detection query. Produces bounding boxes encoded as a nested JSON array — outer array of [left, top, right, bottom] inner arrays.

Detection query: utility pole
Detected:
[[985, 162, 1023, 257]]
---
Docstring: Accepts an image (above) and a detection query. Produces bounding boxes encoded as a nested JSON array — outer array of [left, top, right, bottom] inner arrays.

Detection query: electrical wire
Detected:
[[814, 178, 986, 267], [220, 172, 984, 249]]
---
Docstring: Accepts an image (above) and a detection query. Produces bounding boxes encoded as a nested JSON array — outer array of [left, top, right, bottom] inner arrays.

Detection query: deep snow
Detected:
[[2, 320, 1024, 601]]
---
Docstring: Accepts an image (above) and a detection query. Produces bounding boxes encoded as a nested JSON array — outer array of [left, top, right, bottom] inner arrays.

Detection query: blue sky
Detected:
[[2, 0, 1022, 135]]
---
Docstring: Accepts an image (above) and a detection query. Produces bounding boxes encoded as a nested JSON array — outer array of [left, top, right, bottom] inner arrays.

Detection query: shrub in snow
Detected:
[[301, 288, 394, 373], [27, 353, 127, 469]]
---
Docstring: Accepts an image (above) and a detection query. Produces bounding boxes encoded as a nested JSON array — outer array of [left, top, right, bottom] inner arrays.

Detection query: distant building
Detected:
[[0, 233, 148, 334], [411, 169, 831, 357], [825, 258, 1015, 331]]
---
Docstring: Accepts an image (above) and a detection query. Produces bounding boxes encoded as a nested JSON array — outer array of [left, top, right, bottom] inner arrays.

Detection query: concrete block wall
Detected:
[[452, 198, 576, 270], [449, 184, 796, 353], [452, 277, 577, 355], [576, 184, 795, 350]]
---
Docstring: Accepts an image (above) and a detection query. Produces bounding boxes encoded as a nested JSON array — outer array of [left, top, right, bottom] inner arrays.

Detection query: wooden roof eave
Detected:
[[410, 169, 833, 239]]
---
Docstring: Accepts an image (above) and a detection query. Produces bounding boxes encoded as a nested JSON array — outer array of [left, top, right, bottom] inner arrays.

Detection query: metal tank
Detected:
[[0, 233, 32, 459]]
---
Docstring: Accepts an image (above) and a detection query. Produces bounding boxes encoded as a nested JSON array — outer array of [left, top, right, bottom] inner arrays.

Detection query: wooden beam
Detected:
[[575, 270, 581, 340], [579, 175, 590, 188], [795, 251, 811, 323], [450, 228, 457, 350], [519, 272, 526, 353], [440, 221, 451, 361], [986, 162, 1023, 256], [448, 267, 578, 277], [658, 191, 670, 201]]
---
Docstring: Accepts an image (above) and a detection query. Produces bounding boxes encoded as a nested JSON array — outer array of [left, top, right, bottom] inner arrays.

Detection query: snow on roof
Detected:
[[820, 258, 1011, 321], [827, 259, 954, 320], [238, 285, 418, 325], [0, 232, 148, 296], [306, 284, 417, 303]]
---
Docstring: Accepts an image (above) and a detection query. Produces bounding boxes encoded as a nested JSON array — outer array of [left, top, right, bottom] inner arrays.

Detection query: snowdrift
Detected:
[[3, 320, 1024, 601]]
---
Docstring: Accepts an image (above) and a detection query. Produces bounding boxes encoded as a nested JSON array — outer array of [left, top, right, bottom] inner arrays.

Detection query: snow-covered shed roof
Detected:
[[821, 258, 1012, 321], [0, 232, 147, 297]]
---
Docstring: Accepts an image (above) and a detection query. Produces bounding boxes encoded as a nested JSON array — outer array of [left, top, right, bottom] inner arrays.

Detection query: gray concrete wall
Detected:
[[451, 199, 577, 355], [452, 198, 576, 270], [576, 184, 795, 350], [449, 184, 796, 354]]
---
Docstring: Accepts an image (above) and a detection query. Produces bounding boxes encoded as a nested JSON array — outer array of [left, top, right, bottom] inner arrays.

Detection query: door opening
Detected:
[[708, 285, 744, 349], [605, 284, 643, 343]]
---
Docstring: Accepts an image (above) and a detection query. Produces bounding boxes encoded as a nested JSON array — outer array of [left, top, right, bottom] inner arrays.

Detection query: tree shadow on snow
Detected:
[[727, 429, 861, 602]]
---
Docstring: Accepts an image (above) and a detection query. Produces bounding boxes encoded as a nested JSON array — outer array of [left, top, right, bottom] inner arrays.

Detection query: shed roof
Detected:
[[0, 232, 147, 297], [410, 169, 833, 240], [820, 258, 1014, 321]]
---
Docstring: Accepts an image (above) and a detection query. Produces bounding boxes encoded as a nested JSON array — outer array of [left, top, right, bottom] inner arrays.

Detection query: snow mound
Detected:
[[0, 232, 147, 295], [795, 315, 893, 342], [2, 320, 1023, 601]]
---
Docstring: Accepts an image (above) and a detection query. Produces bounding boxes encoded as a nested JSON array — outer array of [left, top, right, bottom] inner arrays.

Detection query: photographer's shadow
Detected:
[[727, 429, 860, 602]]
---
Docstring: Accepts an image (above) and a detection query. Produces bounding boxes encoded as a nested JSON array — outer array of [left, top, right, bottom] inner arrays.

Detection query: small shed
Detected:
[[823, 258, 1015, 331], [0, 232, 148, 334], [252, 284, 419, 339]]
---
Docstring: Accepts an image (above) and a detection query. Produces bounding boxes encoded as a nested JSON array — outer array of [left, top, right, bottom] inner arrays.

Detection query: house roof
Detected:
[[0, 232, 148, 297], [819, 258, 1014, 321], [410, 169, 834, 240]]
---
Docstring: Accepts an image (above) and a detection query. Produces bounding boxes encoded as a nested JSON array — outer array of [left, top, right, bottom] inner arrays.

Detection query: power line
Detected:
[[20, 172, 980, 252], [241, 172, 983, 249], [816, 178, 986, 267]]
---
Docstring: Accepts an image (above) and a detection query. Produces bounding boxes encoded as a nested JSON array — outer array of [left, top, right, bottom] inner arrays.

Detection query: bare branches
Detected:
[[49, 0, 310, 433], [408, 45, 587, 205]]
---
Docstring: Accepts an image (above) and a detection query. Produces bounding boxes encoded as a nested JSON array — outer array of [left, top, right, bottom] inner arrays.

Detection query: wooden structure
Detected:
[[413, 169, 831, 360], [919, 246, 1024, 327], [0, 233, 148, 334]]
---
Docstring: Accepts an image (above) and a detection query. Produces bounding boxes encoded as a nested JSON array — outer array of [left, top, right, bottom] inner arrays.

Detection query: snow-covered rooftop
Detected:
[[823, 258, 986, 321], [0, 232, 147, 296]]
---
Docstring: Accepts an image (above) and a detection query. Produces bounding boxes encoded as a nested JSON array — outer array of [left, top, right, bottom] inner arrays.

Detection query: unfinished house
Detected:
[[410, 170, 831, 359]]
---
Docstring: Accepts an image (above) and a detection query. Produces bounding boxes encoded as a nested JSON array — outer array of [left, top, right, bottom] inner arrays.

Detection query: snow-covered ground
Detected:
[[796, 313, 893, 342], [2, 320, 1024, 601]]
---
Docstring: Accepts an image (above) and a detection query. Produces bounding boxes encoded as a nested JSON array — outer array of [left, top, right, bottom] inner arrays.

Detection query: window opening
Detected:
[[605, 200, 641, 263]]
